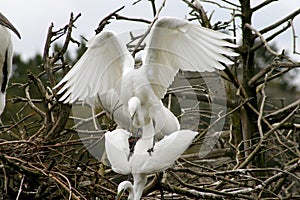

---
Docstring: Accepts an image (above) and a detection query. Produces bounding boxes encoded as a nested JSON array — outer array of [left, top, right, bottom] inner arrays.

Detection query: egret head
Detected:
[[0, 12, 21, 39], [128, 97, 141, 120], [116, 181, 134, 200], [134, 50, 145, 67]]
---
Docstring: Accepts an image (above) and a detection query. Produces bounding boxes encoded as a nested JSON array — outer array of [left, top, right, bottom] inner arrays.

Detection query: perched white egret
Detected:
[[105, 122, 197, 200], [54, 17, 237, 138], [0, 12, 21, 115]]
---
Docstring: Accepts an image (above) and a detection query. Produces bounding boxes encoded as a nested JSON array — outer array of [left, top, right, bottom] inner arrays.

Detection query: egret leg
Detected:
[[156, 172, 165, 200], [127, 137, 136, 161], [147, 119, 156, 156], [127, 131, 141, 161], [146, 136, 156, 156], [110, 99, 123, 129]]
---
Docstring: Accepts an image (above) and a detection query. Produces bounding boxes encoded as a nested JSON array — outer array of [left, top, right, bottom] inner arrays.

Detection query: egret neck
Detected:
[[128, 96, 145, 129], [132, 173, 147, 200]]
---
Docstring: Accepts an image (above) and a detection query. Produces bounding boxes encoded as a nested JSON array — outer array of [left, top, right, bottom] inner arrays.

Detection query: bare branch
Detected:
[[260, 8, 300, 35], [291, 19, 300, 55], [95, 6, 125, 34], [252, 0, 279, 12], [114, 14, 151, 24], [245, 23, 280, 56], [131, 0, 167, 57], [251, 21, 291, 53]]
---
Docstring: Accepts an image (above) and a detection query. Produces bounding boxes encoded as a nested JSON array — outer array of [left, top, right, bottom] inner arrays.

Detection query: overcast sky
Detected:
[[1, 0, 300, 62]]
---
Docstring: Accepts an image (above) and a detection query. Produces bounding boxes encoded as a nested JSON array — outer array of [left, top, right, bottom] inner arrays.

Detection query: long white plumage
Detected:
[[54, 17, 237, 137], [105, 124, 197, 200], [0, 12, 21, 115]]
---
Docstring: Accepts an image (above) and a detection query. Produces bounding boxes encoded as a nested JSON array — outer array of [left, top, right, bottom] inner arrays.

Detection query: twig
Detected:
[[148, 0, 157, 16], [257, 73, 269, 140], [25, 85, 45, 117], [291, 19, 300, 55], [248, 61, 300, 86], [194, 97, 252, 143], [251, 21, 291, 53], [228, 124, 241, 168], [265, 98, 300, 120], [95, 6, 125, 34], [188, 0, 239, 11], [132, 0, 142, 6], [114, 14, 151, 24], [169, 171, 254, 199], [245, 23, 280, 56], [193, 0, 212, 28], [237, 105, 299, 169], [252, 0, 278, 12], [260, 8, 300, 35], [131, 0, 167, 57], [16, 174, 25, 200]]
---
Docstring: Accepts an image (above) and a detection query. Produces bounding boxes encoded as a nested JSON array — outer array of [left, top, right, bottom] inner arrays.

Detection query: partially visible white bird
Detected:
[[0, 12, 21, 115], [54, 17, 237, 138], [105, 122, 197, 200]]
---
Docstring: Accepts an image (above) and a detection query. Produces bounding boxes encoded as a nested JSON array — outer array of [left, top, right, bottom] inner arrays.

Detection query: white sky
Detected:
[[1, 0, 300, 63]]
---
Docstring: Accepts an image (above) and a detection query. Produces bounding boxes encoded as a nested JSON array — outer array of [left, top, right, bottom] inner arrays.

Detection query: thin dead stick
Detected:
[[252, 0, 279, 12], [131, 0, 167, 57], [194, 97, 252, 143], [25, 86, 46, 117], [114, 14, 151, 24], [237, 105, 299, 169], [95, 6, 125, 34], [245, 23, 280, 56], [257, 72, 270, 139], [260, 8, 300, 35], [16, 174, 25, 200], [266, 98, 300, 119], [248, 61, 300, 86], [290, 19, 300, 55]]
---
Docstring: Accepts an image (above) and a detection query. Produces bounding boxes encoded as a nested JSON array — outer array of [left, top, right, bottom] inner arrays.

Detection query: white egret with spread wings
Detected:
[[54, 17, 237, 138]]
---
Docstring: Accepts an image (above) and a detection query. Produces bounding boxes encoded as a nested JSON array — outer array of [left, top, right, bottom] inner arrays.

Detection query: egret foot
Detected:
[[147, 147, 154, 156]]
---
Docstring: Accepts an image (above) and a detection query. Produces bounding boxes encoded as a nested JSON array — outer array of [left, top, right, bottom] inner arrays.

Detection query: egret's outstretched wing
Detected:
[[139, 130, 197, 173], [105, 129, 131, 174], [54, 31, 134, 104], [144, 17, 238, 99]]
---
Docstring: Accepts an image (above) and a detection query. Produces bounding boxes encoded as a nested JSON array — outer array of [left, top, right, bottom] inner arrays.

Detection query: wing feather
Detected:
[[105, 129, 131, 174], [140, 130, 197, 173], [144, 17, 238, 99], [54, 31, 134, 105]]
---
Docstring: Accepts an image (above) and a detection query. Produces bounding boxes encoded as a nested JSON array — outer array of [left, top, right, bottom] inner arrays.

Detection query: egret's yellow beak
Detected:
[[0, 12, 21, 39], [131, 111, 136, 121], [115, 188, 125, 200]]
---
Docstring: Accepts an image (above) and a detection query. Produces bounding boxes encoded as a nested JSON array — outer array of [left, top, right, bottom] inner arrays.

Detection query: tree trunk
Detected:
[[239, 0, 264, 168]]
